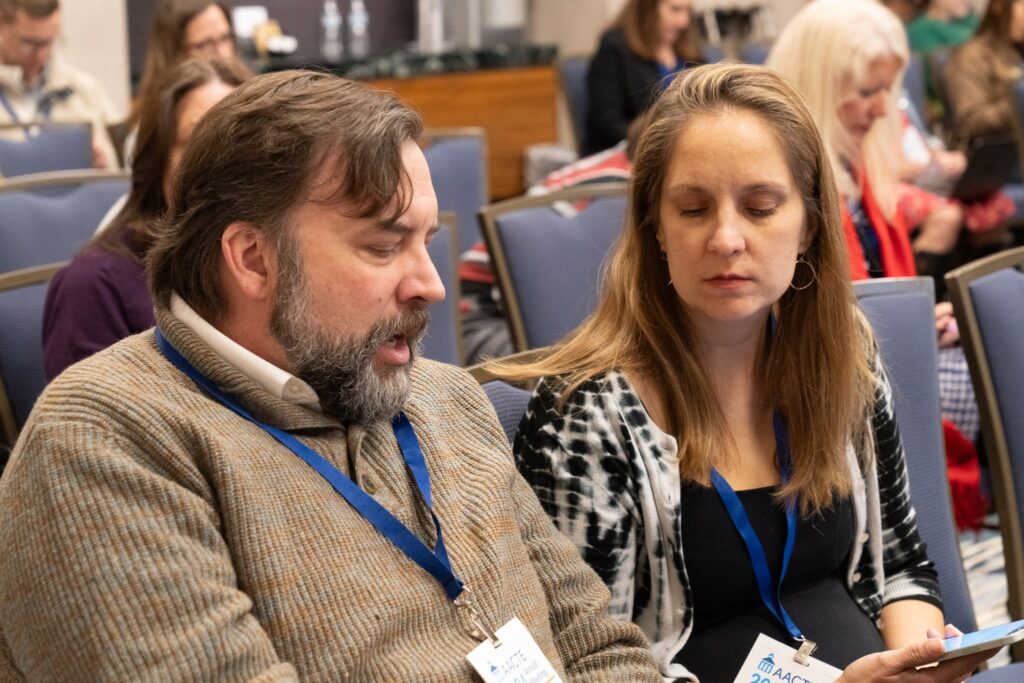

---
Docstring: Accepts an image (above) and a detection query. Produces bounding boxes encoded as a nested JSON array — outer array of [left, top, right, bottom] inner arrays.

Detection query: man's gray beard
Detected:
[[269, 243, 428, 426]]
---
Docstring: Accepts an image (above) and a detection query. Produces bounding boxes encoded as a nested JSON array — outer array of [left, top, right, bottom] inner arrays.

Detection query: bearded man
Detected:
[[0, 71, 661, 681]]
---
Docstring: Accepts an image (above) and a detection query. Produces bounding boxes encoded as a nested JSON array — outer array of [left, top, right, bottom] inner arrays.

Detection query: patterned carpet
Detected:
[[961, 524, 1012, 668]]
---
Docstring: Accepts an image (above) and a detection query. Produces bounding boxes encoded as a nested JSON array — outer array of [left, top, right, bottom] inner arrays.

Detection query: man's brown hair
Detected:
[[146, 70, 423, 320], [0, 0, 58, 21]]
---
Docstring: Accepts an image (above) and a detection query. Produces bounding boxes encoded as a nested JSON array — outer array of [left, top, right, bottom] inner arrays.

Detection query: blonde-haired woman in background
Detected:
[[767, 0, 991, 523], [767, 0, 963, 281], [501, 63, 987, 682]]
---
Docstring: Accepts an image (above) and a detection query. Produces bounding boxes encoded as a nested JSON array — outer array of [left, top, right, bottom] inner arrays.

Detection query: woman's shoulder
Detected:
[[53, 246, 143, 293], [595, 26, 629, 53], [531, 369, 636, 415]]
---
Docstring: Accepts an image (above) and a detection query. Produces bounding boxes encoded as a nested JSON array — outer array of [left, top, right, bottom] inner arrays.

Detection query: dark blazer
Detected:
[[584, 28, 664, 156]]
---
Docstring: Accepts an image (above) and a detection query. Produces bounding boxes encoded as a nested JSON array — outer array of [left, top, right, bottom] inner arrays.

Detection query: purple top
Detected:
[[42, 245, 154, 380]]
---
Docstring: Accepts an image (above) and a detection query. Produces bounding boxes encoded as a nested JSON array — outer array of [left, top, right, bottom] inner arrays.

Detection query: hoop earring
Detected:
[[790, 256, 817, 291]]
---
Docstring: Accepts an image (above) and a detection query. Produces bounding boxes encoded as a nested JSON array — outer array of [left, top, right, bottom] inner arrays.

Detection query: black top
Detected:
[[584, 28, 666, 156], [677, 481, 884, 682]]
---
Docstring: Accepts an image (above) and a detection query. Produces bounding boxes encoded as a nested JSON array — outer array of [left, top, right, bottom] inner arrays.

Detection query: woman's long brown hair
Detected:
[[494, 64, 877, 516]]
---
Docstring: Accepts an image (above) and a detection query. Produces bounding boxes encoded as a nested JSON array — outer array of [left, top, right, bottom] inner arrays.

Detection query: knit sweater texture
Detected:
[[0, 308, 659, 682]]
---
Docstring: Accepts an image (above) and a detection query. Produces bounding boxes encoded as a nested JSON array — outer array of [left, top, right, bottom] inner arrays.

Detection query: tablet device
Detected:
[[949, 134, 1019, 203], [937, 619, 1024, 661]]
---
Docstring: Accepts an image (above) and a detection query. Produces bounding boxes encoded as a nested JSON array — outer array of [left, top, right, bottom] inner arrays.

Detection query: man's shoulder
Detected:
[[409, 358, 487, 409], [35, 331, 180, 423]]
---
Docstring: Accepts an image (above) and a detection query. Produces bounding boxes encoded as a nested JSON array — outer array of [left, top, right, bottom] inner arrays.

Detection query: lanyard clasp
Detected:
[[455, 587, 502, 647]]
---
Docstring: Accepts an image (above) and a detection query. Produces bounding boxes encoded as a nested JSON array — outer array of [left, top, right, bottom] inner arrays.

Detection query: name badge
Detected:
[[733, 634, 843, 683], [466, 617, 563, 683]]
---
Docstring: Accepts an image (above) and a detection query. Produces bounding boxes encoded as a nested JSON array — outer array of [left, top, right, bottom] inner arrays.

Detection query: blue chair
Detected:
[[856, 277, 1024, 674], [422, 213, 462, 366], [479, 380, 533, 444], [558, 56, 590, 154], [0, 262, 64, 447], [854, 279, 976, 632], [0, 170, 130, 272], [739, 42, 771, 65], [423, 128, 489, 256], [905, 53, 928, 131], [479, 183, 628, 351], [468, 348, 552, 443], [0, 122, 92, 177], [701, 44, 725, 63], [948, 247, 1024, 663]]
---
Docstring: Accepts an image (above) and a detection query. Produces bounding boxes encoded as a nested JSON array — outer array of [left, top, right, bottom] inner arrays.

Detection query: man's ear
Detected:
[[220, 222, 276, 303]]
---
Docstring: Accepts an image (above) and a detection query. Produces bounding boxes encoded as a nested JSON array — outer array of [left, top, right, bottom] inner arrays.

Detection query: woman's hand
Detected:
[[935, 302, 960, 348], [835, 625, 994, 682]]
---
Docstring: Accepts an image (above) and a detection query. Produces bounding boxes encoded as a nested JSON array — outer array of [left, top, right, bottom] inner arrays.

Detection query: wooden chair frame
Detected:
[[0, 261, 66, 447], [946, 246, 1024, 660], [478, 182, 628, 353], [0, 168, 129, 195]]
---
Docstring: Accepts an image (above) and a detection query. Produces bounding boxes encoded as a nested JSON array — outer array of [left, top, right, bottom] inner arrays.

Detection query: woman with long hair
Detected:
[[42, 57, 250, 379], [766, 0, 964, 280], [946, 0, 1024, 145], [498, 63, 975, 682], [583, 0, 701, 155], [131, 0, 235, 129]]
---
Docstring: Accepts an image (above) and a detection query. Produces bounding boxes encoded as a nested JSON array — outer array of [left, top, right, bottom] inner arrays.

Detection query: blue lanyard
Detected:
[[709, 414, 805, 644], [153, 328, 465, 601]]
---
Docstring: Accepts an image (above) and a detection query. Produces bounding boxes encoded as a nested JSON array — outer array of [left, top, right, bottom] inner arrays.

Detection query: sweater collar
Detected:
[[155, 304, 339, 432]]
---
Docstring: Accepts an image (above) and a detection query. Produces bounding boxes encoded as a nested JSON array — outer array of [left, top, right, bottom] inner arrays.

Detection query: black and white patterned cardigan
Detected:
[[513, 363, 943, 682]]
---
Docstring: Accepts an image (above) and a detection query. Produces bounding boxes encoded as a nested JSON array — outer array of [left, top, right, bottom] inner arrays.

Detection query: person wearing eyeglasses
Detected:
[[0, 0, 119, 169], [132, 0, 235, 134]]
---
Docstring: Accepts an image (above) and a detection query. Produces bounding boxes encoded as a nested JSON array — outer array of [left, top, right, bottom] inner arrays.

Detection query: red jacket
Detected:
[[841, 180, 917, 279]]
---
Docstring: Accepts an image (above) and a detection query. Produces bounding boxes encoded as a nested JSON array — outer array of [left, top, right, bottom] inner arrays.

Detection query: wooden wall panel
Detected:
[[370, 66, 558, 199]]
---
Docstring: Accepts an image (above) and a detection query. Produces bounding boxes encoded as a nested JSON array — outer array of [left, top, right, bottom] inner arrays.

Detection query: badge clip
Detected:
[[455, 587, 502, 647], [793, 638, 817, 666]]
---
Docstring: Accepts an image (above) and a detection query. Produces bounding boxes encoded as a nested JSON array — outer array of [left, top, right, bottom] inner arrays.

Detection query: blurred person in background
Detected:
[[0, 0, 118, 168], [42, 57, 250, 380], [583, 0, 700, 155], [946, 0, 1024, 146], [502, 62, 992, 683], [768, 0, 990, 531], [129, 0, 234, 142]]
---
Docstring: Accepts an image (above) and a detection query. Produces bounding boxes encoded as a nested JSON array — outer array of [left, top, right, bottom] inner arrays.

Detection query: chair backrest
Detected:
[[480, 183, 628, 351], [0, 170, 130, 272], [479, 380, 533, 444], [423, 128, 489, 255], [0, 262, 65, 447], [947, 246, 1024, 638], [740, 42, 771, 65], [905, 52, 928, 129], [422, 212, 462, 366], [558, 56, 590, 154], [701, 44, 725, 63], [0, 122, 93, 177], [853, 277, 977, 633]]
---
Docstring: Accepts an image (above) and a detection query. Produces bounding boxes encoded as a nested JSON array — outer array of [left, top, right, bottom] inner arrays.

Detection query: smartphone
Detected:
[[937, 620, 1024, 661]]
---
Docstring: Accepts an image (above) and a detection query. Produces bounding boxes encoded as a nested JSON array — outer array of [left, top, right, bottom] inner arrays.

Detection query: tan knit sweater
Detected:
[[0, 309, 659, 682]]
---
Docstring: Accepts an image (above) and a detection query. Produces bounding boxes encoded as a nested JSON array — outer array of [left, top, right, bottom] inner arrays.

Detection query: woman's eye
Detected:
[[748, 206, 778, 217], [678, 207, 705, 217]]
